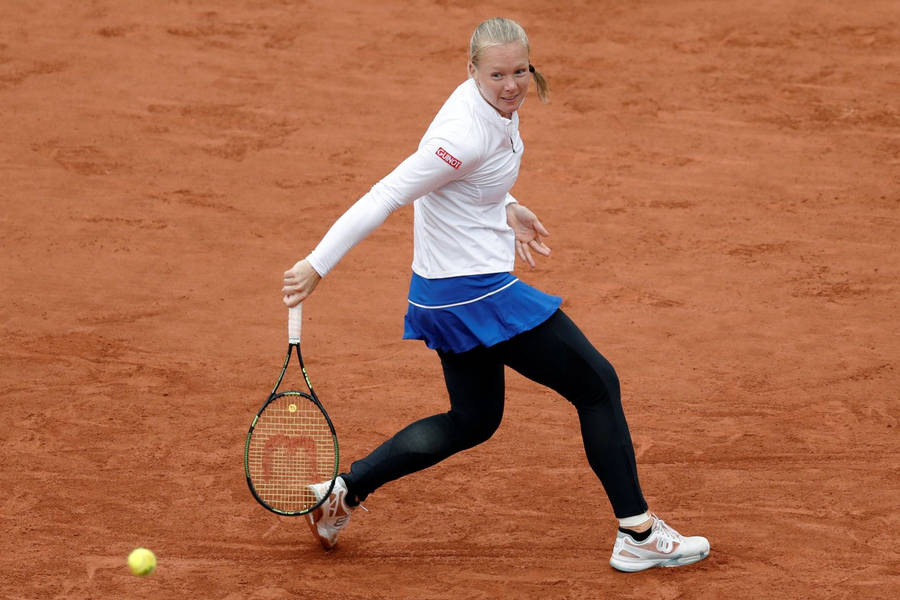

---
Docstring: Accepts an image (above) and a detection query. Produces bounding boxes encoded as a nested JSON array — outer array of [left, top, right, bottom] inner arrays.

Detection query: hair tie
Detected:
[[529, 64, 536, 73]]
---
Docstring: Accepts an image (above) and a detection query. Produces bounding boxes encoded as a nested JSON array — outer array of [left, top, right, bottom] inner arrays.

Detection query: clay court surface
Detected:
[[2, 1, 898, 598]]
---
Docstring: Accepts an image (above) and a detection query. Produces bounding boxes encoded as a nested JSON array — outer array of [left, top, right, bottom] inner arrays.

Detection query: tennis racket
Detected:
[[244, 304, 339, 516]]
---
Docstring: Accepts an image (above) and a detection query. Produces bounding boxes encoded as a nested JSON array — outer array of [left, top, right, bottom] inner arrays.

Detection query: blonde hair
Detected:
[[468, 17, 549, 103]]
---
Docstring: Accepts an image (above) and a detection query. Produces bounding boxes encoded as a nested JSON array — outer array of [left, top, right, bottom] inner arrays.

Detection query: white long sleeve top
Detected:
[[306, 78, 524, 279]]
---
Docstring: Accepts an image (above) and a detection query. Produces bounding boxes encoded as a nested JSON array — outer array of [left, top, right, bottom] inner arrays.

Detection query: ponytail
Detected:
[[529, 64, 549, 103]]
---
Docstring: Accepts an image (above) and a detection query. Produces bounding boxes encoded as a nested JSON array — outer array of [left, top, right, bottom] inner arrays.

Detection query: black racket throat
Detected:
[[271, 343, 314, 396]]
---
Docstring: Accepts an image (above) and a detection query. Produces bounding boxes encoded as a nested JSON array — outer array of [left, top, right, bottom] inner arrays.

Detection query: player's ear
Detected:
[[467, 61, 477, 79]]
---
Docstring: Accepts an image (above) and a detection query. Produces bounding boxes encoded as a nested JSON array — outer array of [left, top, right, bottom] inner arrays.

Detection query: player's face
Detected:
[[468, 42, 531, 118]]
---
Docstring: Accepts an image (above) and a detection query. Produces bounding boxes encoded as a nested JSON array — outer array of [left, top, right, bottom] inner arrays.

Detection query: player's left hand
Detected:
[[506, 203, 551, 268]]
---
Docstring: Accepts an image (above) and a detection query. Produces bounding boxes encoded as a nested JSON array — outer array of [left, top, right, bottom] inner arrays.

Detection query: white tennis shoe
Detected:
[[306, 477, 354, 550], [609, 514, 710, 572]]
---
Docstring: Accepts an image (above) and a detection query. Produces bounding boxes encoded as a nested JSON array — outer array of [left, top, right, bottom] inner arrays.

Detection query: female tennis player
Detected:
[[281, 17, 709, 572]]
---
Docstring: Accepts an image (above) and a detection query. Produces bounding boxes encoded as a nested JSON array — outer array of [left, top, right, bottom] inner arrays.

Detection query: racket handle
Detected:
[[288, 304, 302, 344]]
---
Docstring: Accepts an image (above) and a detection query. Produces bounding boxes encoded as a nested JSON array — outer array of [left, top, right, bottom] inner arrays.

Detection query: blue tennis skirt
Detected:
[[402, 272, 562, 354]]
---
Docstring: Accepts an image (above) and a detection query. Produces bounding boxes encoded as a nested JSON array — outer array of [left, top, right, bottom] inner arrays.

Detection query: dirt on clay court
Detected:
[[1, 1, 898, 599]]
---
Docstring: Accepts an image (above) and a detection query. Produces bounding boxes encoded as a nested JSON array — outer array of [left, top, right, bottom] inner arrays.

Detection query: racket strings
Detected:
[[247, 394, 336, 512]]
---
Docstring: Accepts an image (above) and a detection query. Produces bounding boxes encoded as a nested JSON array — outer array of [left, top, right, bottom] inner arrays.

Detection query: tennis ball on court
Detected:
[[127, 547, 156, 577]]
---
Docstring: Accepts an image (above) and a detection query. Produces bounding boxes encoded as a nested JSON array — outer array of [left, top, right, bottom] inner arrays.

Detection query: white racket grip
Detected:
[[288, 304, 302, 344]]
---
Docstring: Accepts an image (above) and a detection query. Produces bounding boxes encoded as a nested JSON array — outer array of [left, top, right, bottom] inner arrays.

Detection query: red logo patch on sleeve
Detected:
[[436, 147, 462, 170]]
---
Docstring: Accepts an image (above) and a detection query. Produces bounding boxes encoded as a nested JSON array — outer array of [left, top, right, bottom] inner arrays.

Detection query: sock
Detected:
[[619, 527, 652, 542], [618, 512, 650, 528], [339, 475, 362, 507]]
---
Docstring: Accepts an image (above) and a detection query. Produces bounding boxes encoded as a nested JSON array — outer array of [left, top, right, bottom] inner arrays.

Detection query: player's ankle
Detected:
[[618, 512, 652, 533], [339, 476, 362, 507], [619, 526, 653, 542]]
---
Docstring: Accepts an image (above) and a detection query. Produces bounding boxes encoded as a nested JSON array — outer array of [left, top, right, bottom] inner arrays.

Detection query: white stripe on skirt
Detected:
[[407, 278, 519, 310]]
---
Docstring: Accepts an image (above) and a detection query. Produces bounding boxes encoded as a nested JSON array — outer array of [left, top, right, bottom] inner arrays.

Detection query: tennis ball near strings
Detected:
[[127, 547, 157, 577]]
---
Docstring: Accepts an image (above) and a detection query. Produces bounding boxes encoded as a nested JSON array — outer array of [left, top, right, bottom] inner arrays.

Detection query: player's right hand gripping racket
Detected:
[[244, 304, 339, 516]]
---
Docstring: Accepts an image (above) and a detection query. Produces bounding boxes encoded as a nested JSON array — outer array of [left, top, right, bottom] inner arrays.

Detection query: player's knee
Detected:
[[449, 408, 502, 450], [570, 360, 621, 409], [467, 418, 501, 447]]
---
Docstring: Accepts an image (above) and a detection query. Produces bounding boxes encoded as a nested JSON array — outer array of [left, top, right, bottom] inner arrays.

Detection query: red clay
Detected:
[[1, 1, 898, 598]]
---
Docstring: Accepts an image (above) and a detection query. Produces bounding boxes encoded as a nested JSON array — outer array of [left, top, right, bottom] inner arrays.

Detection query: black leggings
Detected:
[[342, 309, 648, 518]]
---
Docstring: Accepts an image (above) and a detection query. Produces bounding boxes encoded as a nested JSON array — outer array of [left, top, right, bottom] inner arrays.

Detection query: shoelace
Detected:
[[651, 516, 684, 553], [325, 495, 368, 528]]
